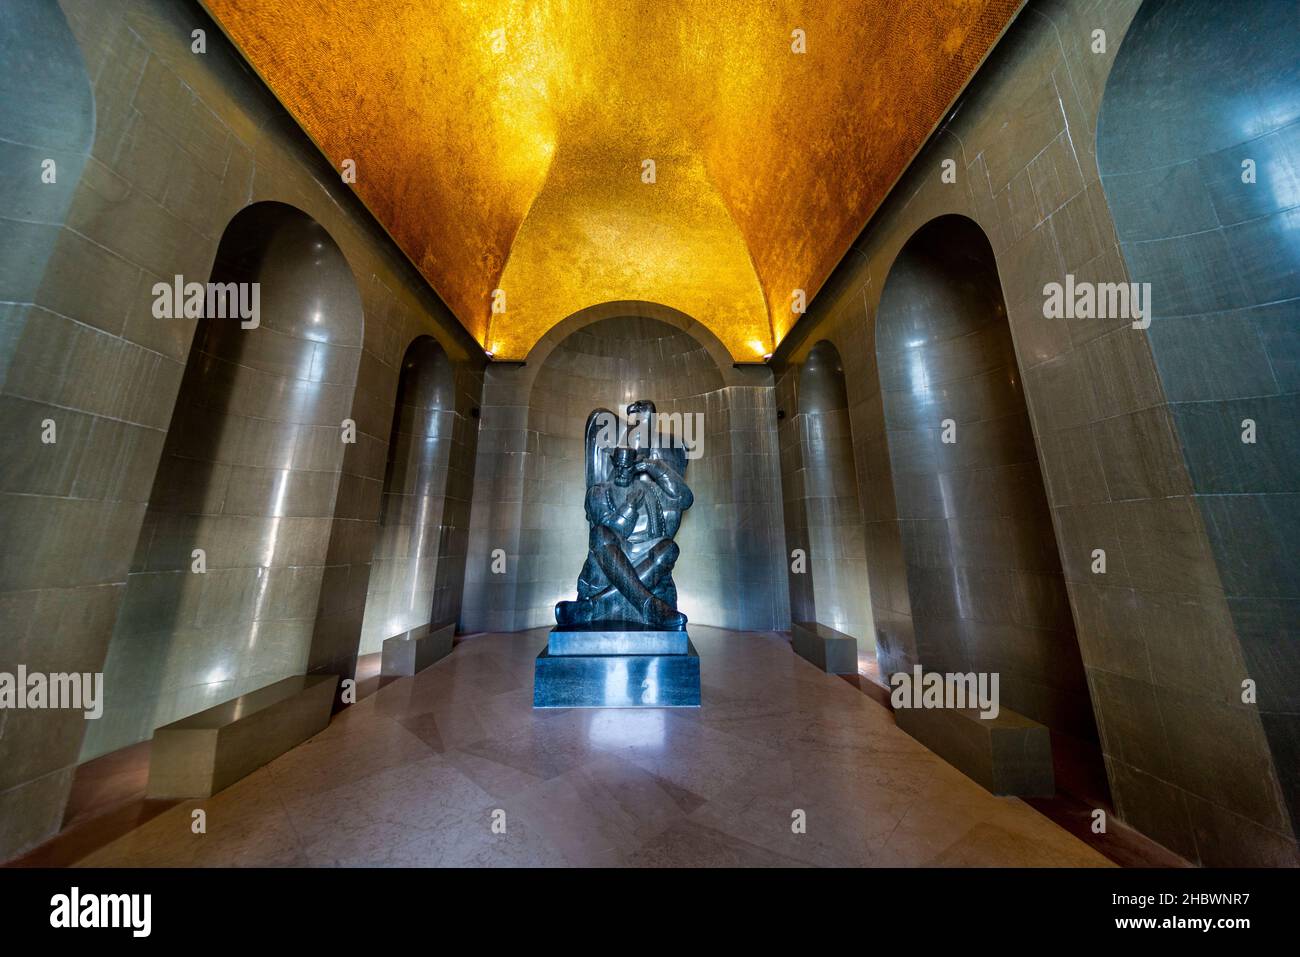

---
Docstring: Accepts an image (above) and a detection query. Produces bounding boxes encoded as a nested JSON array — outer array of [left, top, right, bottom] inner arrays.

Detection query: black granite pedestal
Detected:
[[533, 620, 701, 708]]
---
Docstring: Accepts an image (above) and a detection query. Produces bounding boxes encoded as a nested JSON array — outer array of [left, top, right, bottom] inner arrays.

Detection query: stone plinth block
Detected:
[[893, 705, 1055, 797], [534, 626, 700, 708], [382, 622, 455, 677], [791, 621, 859, 674], [146, 674, 338, 799]]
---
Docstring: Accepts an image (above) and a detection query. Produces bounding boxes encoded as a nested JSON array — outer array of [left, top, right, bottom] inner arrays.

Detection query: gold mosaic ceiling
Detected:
[[202, 0, 1021, 360]]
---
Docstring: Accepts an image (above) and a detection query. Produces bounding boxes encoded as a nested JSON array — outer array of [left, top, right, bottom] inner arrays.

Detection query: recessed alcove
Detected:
[[463, 304, 788, 634], [875, 214, 1106, 797], [783, 340, 873, 668], [521, 316, 729, 629], [81, 202, 363, 761], [357, 336, 458, 655]]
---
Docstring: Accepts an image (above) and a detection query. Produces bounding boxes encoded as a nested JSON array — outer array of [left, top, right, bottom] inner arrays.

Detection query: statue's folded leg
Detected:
[[574, 554, 607, 600], [580, 539, 679, 604], [589, 526, 653, 604], [589, 527, 685, 628], [634, 539, 679, 591]]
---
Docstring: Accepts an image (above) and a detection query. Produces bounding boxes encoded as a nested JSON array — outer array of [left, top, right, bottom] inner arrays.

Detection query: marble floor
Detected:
[[72, 627, 1112, 867]]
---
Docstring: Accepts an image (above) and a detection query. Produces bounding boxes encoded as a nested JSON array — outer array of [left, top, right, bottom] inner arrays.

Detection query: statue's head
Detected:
[[626, 399, 656, 451], [611, 446, 636, 486]]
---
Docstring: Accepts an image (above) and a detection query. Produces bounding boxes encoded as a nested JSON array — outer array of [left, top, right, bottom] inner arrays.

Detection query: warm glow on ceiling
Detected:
[[202, 0, 1020, 360]]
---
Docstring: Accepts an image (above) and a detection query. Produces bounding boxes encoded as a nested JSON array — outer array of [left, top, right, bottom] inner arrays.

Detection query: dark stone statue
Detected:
[[555, 400, 693, 630], [536, 399, 701, 707]]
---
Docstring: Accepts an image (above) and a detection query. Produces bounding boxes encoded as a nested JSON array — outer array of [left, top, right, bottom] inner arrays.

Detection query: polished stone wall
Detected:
[[1097, 0, 1300, 840], [0, 0, 94, 389], [0, 0, 102, 861], [2, 0, 1294, 871], [358, 337, 470, 654], [0, 0, 483, 859], [463, 304, 788, 634], [876, 215, 1099, 751], [774, 0, 1296, 865], [777, 341, 873, 643], [81, 203, 363, 760]]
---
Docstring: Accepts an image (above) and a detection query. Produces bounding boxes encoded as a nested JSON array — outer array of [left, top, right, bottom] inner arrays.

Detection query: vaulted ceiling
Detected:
[[202, 0, 1021, 360]]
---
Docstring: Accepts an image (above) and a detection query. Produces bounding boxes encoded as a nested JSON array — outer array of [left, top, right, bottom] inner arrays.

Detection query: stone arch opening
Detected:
[[876, 214, 1106, 794], [788, 340, 872, 651], [82, 201, 364, 759], [357, 336, 459, 654], [463, 305, 788, 633], [524, 315, 726, 630], [521, 300, 745, 383]]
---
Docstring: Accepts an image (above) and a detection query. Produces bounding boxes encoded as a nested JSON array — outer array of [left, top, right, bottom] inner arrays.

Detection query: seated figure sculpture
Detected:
[[555, 400, 693, 630]]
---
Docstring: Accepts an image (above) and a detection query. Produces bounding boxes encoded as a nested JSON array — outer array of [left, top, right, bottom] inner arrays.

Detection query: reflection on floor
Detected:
[[353, 649, 385, 700], [14, 627, 1124, 867], [8, 741, 174, 868], [842, 652, 1184, 868]]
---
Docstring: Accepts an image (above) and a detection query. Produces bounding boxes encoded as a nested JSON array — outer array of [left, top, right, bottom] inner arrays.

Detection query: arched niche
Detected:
[[1097, 0, 1300, 835], [788, 340, 872, 647], [463, 303, 788, 634], [799, 340, 851, 414], [357, 336, 458, 654], [82, 202, 364, 759], [523, 315, 726, 629], [521, 299, 750, 388], [876, 214, 1105, 781]]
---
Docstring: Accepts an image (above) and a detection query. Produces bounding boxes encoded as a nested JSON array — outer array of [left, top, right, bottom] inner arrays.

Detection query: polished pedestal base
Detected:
[[381, 622, 454, 677], [791, 621, 859, 674], [534, 624, 700, 708]]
